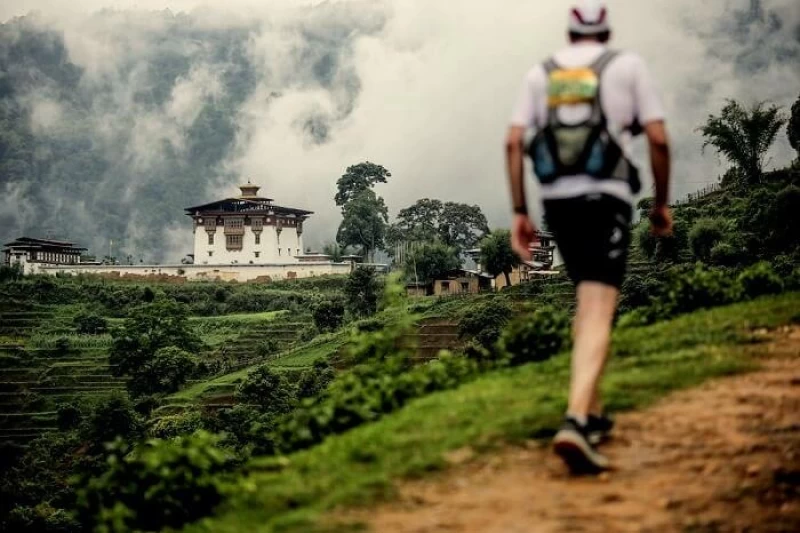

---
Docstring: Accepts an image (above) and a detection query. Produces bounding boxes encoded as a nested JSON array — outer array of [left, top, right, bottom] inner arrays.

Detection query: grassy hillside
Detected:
[[178, 292, 800, 533]]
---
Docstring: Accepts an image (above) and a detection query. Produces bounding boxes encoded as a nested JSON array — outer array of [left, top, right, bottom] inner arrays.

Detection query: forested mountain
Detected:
[[0, 6, 384, 261]]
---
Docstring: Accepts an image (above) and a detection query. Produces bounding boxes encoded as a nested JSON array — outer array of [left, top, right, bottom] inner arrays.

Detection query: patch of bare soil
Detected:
[[345, 327, 800, 533]]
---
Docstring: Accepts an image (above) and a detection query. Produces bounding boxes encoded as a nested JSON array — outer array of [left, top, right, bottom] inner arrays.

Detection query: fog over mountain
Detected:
[[0, 0, 798, 262]]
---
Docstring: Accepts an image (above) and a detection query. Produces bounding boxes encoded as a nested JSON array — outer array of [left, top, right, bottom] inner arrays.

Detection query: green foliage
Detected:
[[403, 242, 461, 285], [54, 336, 71, 355], [738, 262, 784, 299], [77, 431, 235, 533], [149, 411, 205, 439], [387, 199, 490, 256], [109, 300, 201, 381], [0, 263, 23, 282], [458, 300, 514, 349], [499, 307, 570, 366], [334, 161, 391, 207], [665, 264, 740, 315], [86, 392, 144, 446], [789, 93, 800, 157], [56, 403, 83, 431], [236, 366, 296, 416], [128, 347, 197, 397], [344, 267, 381, 318], [273, 353, 478, 455], [635, 219, 689, 263], [336, 189, 389, 259], [255, 338, 280, 358], [73, 311, 108, 335], [312, 298, 345, 332], [689, 217, 727, 262], [296, 359, 336, 399], [698, 99, 787, 184], [479, 229, 519, 286]]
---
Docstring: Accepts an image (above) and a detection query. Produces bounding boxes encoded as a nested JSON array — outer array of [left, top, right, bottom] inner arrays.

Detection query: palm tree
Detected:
[[698, 99, 787, 185]]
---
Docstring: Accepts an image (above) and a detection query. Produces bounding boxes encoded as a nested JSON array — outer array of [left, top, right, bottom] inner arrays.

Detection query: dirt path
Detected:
[[349, 327, 800, 533]]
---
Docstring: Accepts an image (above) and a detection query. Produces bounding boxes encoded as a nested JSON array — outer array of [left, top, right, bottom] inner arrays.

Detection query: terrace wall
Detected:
[[39, 261, 354, 282]]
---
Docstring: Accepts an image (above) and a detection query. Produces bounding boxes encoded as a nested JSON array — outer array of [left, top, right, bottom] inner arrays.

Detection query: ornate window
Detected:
[[252, 217, 264, 231], [226, 234, 243, 250], [208, 233, 214, 245], [255, 233, 261, 245]]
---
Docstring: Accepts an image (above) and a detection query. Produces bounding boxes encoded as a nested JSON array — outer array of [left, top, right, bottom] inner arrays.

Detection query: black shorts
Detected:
[[543, 194, 633, 289]]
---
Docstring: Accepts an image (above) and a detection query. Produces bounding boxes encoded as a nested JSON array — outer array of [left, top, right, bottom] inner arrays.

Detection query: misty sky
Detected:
[[2, 0, 798, 259]]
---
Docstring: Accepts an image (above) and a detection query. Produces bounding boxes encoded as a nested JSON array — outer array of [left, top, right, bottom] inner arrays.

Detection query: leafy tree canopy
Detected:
[[336, 189, 389, 260], [404, 242, 461, 285], [344, 266, 381, 318], [698, 99, 787, 184], [387, 199, 489, 256], [789, 93, 800, 157], [334, 161, 391, 207], [479, 229, 519, 287]]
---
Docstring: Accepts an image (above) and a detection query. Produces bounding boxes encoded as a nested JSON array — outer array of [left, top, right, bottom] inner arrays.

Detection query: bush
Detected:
[[312, 299, 345, 332], [236, 366, 296, 416], [499, 306, 569, 365], [666, 263, 740, 315], [738, 262, 784, 299], [709, 241, 740, 266], [458, 301, 513, 349], [344, 267, 381, 318], [56, 403, 82, 431], [86, 392, 144, 446], [148, 410, 205, 439], [128, 347, 197, 397], [54, 337, 71, 355], [296, 359, 336, 399], [73, 312, 108, 335], [255, 338, 279, 358], [77, 431, 235, 533], [689, 217, 726, 262]]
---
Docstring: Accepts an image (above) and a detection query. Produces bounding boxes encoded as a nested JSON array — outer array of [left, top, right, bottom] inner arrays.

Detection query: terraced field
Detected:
[[0, 306, 310, 444]]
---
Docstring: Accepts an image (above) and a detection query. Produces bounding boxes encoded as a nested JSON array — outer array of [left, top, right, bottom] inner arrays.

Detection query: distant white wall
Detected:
[[193, 226, 304, 265], [39, 261, 352, 282]]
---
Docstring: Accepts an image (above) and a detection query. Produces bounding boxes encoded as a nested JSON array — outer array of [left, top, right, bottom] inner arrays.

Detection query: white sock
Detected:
[[567, 413, 588, 426]]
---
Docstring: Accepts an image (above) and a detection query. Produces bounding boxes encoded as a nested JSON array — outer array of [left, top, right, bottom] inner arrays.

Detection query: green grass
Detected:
[[189, 311, 288, 324], [178, 292, 800, 533]]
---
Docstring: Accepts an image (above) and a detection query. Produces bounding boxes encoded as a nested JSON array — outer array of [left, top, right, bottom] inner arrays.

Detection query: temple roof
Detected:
[[185, 184, 313, 217], [3, 237, 87, 251]]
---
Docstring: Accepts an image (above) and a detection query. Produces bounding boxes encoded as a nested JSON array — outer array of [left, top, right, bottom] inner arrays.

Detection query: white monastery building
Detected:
[[5, 182, 360, 282], [187, 183, 310, 265]]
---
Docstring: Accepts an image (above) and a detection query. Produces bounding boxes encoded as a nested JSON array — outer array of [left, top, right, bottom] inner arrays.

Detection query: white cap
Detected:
[[568, 0, 611, 35]]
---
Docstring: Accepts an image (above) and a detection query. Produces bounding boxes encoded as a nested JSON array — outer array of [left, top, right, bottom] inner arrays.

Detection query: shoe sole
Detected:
[[553, 430, 609, 475]]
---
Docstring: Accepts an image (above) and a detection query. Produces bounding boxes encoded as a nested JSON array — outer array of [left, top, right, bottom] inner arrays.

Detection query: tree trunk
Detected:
[[503, 270, 512, 289]]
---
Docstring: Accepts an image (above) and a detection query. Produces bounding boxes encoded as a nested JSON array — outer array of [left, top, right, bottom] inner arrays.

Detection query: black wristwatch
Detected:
[[514, 205, 528, 215]]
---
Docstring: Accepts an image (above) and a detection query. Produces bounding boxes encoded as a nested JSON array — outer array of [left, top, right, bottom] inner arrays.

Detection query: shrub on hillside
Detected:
[[77, 431, 235, 533], [255, 338, 280, 358], [148, 410, 205, 439], [73, 312, 108, 335], [499, 307, 570, 366], [296, 360, 336, 399], [709, 241, 741, 266], [312, 298, 346, 332], [666, 263, 740, 315], [128, 347, 197, 397], [738, 262, 784, 299], [235, 366, 296, 416], [85, 392, 144, 446], [458, 301, 513, 349], [689, 217, 727, 263], [344, 267, 381, 318], [56, 403, 83, 431]]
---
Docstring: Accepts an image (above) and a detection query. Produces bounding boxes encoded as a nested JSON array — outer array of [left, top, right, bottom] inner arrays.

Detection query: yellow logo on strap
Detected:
[[547, 67, 599, 107]]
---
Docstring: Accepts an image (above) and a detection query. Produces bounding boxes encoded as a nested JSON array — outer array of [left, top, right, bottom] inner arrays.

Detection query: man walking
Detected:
[[505, 0, 673, 473]]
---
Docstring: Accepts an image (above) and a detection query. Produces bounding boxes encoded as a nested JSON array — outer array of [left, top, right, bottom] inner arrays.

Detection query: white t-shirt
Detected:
[[510, 42, 665, 204]]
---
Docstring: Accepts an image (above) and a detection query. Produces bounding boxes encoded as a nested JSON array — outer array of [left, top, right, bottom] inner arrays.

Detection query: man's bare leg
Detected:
[[568, 281, 619, 420]]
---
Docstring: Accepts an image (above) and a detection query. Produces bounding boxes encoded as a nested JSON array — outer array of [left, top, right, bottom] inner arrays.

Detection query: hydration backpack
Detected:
[[526, 50, 642, 194]]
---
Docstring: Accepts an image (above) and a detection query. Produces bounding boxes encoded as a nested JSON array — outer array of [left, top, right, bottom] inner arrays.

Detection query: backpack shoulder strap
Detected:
[[542, 57, 559, 75], [589, 49, 620, 77], [588, 49, 619, 124]]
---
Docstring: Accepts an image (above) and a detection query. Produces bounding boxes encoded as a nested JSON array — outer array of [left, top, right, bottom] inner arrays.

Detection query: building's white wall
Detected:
[[40, 261, 354, 282], [193, 226, 303, 265]]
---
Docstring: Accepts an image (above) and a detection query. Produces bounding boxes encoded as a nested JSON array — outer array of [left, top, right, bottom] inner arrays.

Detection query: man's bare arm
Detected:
[[645, 120, 670, 208], [506, 126, 527, 213], [644, 120, 673, 235]]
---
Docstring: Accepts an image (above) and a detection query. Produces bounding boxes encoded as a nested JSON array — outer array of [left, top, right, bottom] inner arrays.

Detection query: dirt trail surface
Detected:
[[350, 328, 800, 533]]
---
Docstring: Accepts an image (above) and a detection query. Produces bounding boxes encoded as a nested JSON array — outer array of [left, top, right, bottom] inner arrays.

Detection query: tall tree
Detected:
[[404, 242, 460, 285], [386, 199, 489, 257], [479, 229, 519, 288], [336, 190, 389, 261], [698, 100, 787, 184], [439, 202, 490, 252], [334, 162, 391, 207], [789, 94, 800, 159], [344, 266, 381, 318]]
